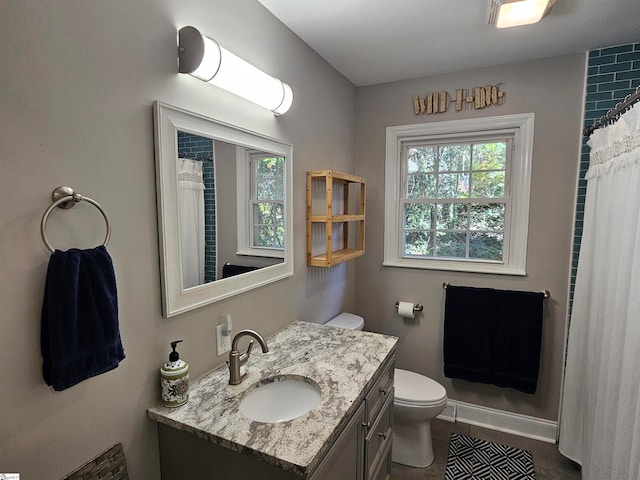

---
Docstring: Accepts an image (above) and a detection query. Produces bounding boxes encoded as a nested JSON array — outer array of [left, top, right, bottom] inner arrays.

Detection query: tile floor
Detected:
[[391, 419, 582, 479]]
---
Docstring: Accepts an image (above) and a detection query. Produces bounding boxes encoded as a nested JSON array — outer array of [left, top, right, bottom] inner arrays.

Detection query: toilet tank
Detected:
[[325, 313, 364, 331]]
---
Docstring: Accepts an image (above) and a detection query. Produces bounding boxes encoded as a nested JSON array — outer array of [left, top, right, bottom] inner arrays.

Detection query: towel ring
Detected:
[[40, 186, 111, 253]]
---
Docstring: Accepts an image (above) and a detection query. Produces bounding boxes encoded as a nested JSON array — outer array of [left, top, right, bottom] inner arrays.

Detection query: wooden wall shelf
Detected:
[[306, 170, 365, 267]]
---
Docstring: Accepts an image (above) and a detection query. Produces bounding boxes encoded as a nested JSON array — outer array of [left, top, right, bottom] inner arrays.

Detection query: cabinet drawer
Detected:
[[365, 357, 394, 425], [365, 390, 393, 480]]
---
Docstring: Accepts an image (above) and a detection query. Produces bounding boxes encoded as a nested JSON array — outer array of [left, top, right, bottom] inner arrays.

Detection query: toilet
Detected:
[[324, 312, 365, 330], [325, 313, 448, 468], [393, 368, 447, 468]]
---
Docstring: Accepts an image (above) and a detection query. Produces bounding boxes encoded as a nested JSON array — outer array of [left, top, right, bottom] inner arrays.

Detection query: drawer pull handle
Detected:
[[378, 432, 387, 440], [362, 421, 371, 428], [379, 388, 387, 395]]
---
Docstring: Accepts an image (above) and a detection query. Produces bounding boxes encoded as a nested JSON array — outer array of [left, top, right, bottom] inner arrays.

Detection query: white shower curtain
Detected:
[[559, 104, 640, 479], [177, 158, 205, 289]]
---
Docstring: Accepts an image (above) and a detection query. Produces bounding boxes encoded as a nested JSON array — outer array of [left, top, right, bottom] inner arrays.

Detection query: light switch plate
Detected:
[[216, 324, 231, 356]]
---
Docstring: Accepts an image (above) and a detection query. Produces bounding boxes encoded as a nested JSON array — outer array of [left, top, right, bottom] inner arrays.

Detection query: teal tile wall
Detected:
[[572, 43, 640, 307]]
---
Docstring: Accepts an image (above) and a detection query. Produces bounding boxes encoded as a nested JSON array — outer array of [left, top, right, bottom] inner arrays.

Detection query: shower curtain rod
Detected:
[[178, 151, 213, 162], [584, 85, 640, 137]]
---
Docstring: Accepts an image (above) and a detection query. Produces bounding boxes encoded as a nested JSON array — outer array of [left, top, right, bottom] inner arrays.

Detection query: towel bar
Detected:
[[40, 186, 111, 253], [442, 282, 550, 298]]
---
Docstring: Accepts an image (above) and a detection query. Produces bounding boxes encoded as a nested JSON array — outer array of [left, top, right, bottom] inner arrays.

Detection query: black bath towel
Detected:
[[443, 286, 544, 394], [41, 246, 125, 391], [222, 263, 258, 278]]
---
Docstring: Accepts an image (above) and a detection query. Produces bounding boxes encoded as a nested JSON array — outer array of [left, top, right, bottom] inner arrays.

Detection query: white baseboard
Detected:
[[436, 399, 557, 444]]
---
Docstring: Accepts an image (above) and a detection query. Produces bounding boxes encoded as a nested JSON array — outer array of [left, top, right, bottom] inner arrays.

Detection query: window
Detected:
[[236, 150, 285, 258], [403, 138, 509, 260], [251, 153, 285, 250], [384, 113, 534, 275]]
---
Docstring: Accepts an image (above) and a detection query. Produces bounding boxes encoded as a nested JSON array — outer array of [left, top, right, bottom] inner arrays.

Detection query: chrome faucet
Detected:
[[227, 329, 269, 385]]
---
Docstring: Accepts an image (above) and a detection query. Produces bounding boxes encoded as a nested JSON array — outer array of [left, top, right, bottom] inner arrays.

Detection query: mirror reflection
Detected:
[[153, 101, 293, 317], [177, 132, 285, 289]]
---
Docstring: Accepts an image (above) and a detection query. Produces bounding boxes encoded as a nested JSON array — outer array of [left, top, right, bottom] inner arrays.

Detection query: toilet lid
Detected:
[[325, 313, 364, 330], [394, 369, 447, 406]]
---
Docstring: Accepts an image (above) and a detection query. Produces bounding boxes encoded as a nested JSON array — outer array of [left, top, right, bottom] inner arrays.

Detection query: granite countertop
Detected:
[[147, 321, 397, 478]]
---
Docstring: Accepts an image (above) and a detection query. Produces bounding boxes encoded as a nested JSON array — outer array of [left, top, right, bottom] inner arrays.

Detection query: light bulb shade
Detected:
[[488, 0, 556, 28], [178, 26, 293, 115]]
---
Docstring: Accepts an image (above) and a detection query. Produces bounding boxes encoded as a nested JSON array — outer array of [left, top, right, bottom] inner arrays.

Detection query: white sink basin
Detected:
[[239, 376, 321, 423]]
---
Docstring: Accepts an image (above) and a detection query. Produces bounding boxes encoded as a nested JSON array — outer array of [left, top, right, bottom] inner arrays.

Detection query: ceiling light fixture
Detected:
[[488, 0, 556, 28], [178, 26, 293, 115]]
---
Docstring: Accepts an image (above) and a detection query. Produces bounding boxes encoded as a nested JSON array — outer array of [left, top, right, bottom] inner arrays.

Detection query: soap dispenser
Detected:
[[160, 340, 189, 407]]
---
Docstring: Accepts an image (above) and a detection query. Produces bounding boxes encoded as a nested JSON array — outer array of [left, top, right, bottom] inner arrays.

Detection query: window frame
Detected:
[[236, 149, 286, 259], [384, 113, 535, 275]]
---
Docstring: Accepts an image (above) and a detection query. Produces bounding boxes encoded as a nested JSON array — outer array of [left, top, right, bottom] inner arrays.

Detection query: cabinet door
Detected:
[[370, 441, 392, 480], [310, 401, 366, 480], [365, 392, 394, 480]]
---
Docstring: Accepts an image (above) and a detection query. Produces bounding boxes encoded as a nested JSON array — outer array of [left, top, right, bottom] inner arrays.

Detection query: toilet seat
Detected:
[[325, 313, 364, 330], [394, 369, 447, 407]]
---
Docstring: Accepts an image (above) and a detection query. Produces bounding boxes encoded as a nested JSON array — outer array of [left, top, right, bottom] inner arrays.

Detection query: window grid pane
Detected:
[[402, 139, 507, 262], [251, 155, 285, 249], [403, 230, 434, 257]]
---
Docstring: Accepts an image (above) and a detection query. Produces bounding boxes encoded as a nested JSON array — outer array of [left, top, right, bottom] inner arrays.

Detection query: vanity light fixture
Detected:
[[488, 0, 556, 28], [178, 26, 293, 115]]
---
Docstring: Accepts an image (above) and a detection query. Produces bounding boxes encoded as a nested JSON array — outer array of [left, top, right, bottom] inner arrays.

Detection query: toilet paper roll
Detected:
[[397, 301, 415, 319]]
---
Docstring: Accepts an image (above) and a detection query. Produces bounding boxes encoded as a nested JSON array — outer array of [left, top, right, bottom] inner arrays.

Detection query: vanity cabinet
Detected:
[[306, 170, 365, 267], [309, 402, 365, 480], [148, 322, 398, 480], [312, 356, 394, 480], [156, 357, 395, 480]]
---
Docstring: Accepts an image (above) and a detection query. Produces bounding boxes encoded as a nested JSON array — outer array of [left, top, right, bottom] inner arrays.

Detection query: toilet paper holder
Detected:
[[394, 301, 423, 312]]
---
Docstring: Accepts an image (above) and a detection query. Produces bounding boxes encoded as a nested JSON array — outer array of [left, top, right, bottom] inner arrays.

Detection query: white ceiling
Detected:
[[257, 0, 640, 86]]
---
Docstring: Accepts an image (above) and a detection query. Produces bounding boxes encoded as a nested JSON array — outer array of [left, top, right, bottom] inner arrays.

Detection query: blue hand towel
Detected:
[[41, 245, 125, 391], [443, 285, 544, 394]]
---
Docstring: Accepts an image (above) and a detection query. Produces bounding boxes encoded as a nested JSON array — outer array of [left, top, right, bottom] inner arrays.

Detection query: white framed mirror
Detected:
[[153, 101, 293, 317]]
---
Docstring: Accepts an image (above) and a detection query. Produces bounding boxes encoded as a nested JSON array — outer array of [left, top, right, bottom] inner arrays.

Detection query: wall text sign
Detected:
[[413, 84, 505, 115]]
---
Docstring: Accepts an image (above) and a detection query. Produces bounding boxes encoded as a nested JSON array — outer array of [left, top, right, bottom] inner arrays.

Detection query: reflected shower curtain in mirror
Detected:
[[559, 104, 640, 479], [177, 158, 205, 289]]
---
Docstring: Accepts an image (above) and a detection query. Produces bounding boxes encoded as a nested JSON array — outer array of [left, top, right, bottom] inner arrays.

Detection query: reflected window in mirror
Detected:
[[253, 153, 285, 251], [236, 152, 286, 258], [248, 156, 285, 258]]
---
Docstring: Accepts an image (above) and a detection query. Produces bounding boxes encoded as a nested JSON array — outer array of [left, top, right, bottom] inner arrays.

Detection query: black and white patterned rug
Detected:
[[445, 433, 536, 479]]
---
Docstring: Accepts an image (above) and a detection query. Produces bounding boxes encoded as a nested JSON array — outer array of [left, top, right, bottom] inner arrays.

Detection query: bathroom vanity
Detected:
[[147, 321, 397, 479]]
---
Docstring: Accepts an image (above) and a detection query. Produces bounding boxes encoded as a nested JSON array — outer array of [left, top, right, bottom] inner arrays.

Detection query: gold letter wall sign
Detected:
[[413, 84, 505, 115]]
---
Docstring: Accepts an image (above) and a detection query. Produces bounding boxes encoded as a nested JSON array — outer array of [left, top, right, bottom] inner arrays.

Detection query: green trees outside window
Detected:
[[403, 141, 508, 261], [253, 155, 285, 249]]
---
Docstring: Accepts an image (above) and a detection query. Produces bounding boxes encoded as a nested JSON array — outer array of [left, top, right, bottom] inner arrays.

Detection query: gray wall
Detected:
[[214, 140, 241, 277], [0, 0, 357, 478], [354, 53, 586, 422]]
